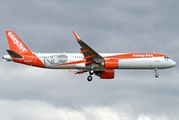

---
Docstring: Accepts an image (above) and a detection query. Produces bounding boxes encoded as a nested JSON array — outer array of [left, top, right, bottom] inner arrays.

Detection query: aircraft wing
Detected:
[[72, 31, 104, 65]]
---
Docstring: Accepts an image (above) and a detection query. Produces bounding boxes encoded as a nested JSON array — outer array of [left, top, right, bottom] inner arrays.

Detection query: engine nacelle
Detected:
[[102, 59, 118, 69], [99, 70, 115, 79]]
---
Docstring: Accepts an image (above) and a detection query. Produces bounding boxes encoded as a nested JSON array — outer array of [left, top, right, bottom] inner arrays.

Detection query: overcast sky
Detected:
[[0, 0, 179, 120]]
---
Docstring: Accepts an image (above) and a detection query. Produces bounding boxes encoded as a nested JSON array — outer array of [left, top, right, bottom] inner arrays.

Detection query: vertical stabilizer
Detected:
[[5, 30, 32, 55]]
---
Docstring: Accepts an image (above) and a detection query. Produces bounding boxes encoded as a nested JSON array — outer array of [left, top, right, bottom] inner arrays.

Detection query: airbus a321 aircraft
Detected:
[[2, 30, 176, 81]]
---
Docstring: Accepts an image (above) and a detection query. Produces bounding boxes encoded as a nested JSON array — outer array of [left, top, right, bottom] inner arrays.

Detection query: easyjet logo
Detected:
[[8, 32, 27, 52]]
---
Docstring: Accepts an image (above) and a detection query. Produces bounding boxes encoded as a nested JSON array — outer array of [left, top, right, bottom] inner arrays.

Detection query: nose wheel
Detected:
[[154, 68, 159, 78], [155, 74, 159, 78]]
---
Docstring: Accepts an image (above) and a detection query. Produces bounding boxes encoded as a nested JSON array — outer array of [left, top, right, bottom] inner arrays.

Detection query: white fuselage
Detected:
[[3, 53, 176, 70], [32, 53, 176, 70]]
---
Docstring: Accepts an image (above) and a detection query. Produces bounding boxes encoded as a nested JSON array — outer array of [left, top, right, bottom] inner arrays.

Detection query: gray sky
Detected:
[[0, 0, 179, 120]]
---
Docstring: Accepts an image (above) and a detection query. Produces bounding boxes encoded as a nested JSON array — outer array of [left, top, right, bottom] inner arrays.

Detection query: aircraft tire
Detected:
[[89, 69, 94, 75], [155, 74, 159, 78], [87, 76, 93, 82]]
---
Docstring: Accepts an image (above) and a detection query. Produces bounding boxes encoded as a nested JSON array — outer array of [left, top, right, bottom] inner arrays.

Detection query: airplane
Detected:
[[2, 30, 176, 82]]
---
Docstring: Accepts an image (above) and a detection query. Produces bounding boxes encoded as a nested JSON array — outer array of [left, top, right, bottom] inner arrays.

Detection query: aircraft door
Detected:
[[155, 54, 160, 62], [70, 55, 74, 61]]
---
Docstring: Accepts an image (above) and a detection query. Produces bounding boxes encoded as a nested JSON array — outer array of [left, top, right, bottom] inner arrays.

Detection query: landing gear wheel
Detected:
[[87, 76, 93, 82], [154, 68, 159, 78], [155, 74, 159, 78], [89, 69, 94, 75]]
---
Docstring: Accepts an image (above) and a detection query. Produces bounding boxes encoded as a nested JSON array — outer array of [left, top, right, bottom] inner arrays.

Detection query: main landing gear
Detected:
[[154, 68, 159, 78], [87, 75, 93, 81], [87, 69, 95, 82]]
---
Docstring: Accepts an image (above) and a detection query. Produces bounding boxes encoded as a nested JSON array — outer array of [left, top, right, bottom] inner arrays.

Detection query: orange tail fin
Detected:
[[5, 30, 32, 55]]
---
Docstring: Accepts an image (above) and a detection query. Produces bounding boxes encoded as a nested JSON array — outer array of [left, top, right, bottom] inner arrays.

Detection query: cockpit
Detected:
[[164, 56, 169, 61]]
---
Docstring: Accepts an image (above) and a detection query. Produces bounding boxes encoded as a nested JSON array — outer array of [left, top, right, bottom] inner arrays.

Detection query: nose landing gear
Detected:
[[154, 68, 159, 78], [155, 74, 159, 78]]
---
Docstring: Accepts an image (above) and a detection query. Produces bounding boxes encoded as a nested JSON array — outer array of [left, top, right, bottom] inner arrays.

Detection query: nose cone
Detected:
[[170, 59, 176, 67]]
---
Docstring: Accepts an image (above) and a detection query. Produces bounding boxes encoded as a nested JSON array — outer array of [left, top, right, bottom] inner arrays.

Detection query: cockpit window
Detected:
[[164, 56, 169, 59]]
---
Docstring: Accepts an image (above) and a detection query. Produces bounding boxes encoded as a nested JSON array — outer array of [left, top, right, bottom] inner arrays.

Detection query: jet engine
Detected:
[[96, 70, 115, 79], [101, 59, 118, 69]]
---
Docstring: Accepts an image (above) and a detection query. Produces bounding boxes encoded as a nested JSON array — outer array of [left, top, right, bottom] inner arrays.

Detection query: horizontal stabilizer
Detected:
[[6, 50, 23, 58]]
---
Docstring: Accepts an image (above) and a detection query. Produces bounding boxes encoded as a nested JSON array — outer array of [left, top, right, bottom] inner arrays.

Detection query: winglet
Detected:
[[72, 30, 81, 41]]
